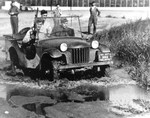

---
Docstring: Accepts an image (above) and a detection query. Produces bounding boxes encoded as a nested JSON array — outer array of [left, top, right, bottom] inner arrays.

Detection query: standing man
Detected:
[[53, 4, 62, 26], [88, 1, 100, 34], [8, 0, 20, 34], [53, 4, 62, 17]]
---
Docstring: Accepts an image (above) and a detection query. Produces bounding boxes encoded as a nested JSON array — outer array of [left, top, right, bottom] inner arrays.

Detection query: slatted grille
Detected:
[[71, 48, 89, 64]]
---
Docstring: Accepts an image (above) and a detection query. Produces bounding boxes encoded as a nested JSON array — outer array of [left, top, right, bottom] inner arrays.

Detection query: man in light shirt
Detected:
[[22, 18, 44, 44], [40, 10, 52, 37], [21, 18, 44, 69]]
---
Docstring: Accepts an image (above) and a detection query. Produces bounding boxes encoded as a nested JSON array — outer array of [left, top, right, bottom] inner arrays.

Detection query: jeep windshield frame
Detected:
[[36, 15, 83, 38]]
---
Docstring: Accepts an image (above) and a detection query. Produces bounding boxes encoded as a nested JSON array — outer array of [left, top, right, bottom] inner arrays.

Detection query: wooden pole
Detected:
[[77, 0, 79, 6], [99, 0, 101, 6], [82, 0, 84, 7], [97, 0, 100, 7], [137, 0, 139, 7], [67, 0, 68, 7], [120, 0, 122, 7], [51, 0, 52, 11], [143, 0, 145, 7]]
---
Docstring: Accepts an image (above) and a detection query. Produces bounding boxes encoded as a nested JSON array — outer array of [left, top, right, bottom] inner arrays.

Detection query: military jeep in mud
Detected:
[[4, 16, 113, 81]]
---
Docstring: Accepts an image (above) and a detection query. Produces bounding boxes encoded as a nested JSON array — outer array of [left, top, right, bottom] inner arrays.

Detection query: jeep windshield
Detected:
[[39, 16, 83, 38]]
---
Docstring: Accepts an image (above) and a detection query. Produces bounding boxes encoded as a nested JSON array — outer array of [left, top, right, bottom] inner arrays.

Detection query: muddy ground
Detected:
[[0, 9, 150, 118]]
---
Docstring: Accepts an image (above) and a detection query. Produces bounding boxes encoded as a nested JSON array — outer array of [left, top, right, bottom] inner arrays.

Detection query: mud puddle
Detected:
[[109, 85, 150, 104], [0, 83, 149, 117]]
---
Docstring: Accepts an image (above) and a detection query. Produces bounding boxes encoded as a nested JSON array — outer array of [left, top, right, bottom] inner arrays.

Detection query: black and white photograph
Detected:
[[0, 0, 150, 118]]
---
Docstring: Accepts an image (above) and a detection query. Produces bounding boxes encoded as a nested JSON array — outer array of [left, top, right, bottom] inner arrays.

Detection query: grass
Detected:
[[96, 19, 150, 88]]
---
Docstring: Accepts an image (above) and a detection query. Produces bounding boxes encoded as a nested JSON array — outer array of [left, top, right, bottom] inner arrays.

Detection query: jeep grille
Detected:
[[71, 47, 89, 64]]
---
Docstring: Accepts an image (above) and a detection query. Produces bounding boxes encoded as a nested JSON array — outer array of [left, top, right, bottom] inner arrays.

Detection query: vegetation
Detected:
[[96, 19, 150, 88]]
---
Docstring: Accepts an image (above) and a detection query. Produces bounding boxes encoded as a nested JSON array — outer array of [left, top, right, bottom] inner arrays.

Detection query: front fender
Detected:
[[44, 48, 63, 58]]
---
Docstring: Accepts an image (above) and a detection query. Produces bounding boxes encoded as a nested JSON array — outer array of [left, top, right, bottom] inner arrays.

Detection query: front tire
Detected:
[[40, 57, 59, 81], [93, 65, 109, 77]]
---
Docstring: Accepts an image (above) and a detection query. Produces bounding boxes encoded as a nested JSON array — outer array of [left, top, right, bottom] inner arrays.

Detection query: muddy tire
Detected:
[[100, 65, 109, 76], [40, 57, 59, 81], [93, 65, 109, 77]]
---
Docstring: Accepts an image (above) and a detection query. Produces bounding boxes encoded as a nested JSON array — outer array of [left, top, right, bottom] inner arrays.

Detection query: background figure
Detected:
[[53, 4, 62, 26], [8, 0, 19, 34], [88, 1, 100, 34]]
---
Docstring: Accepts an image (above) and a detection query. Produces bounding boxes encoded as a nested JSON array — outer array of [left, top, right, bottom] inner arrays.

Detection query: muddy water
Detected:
[[109, 85, 150, 104], [0, 84, 7, 99], [0, 83, 149, 117]]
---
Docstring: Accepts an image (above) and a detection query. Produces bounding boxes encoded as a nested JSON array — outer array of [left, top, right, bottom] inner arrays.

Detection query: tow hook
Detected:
[[97, 67, 100, 72], [71, 69, 75, 74]]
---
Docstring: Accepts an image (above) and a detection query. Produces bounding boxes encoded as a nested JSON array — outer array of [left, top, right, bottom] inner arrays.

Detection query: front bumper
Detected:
[[58, 61, 113, 70]]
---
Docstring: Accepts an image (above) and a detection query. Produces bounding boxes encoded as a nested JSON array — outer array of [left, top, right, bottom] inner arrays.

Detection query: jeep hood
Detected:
[[38, 37, 90, 49]]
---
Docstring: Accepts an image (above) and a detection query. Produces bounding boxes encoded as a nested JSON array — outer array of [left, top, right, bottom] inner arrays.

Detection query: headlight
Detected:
[[60, 43, 68, 52], [91, 40, 99, 49]]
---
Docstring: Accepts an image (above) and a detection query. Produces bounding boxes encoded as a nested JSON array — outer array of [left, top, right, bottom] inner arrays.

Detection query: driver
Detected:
[[51, 18, 74, 36]]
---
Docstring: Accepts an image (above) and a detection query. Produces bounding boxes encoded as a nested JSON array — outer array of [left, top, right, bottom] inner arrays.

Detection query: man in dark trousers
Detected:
[[8, 0, 19, 34], [88, 1, 100, 34]]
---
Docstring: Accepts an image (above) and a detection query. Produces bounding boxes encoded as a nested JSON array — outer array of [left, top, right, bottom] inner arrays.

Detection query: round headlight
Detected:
[[91, 40, 99, 49], [60, 43, 68, 52]]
